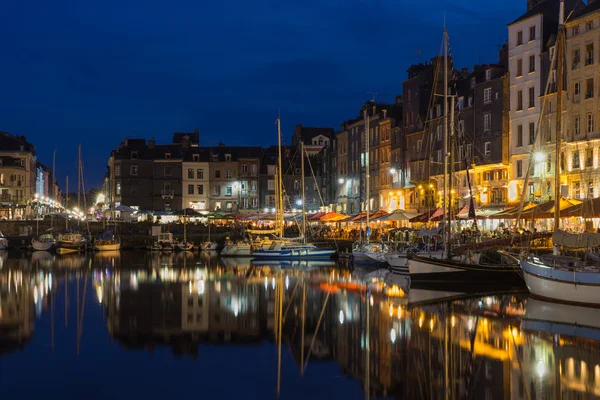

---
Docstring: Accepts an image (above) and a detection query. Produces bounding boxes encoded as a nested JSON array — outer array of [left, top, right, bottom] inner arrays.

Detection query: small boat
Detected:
[[176, 241, 194, 251], [56, 232, 87, 254], [251, 240, 336, 259], [221, 237, 271, 257], [94, 239, 121, 252], [352, 241, 388, 265], [385, 248, 444, 275], [200, 241, 218, 251], [32, 233, 56, 251], [0, 231, 8, 250]]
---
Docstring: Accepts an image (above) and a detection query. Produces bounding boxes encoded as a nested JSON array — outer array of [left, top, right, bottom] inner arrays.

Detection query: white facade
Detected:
[[182, 160, 210, 211], [508, 14, 545, 201]]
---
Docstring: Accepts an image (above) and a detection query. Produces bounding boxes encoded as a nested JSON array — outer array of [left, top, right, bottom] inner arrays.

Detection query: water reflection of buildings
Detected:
[[0, 269, 53, 354], [94, 261, 600, 398]]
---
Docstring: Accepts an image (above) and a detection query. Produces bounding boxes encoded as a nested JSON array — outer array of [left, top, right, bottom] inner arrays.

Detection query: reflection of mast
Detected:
[[276, 274, 283, 396], [300, 276, 306, 375], [65, 271, 68, 327], [365, 289, 370, 400], [77, 272, 88, 355]]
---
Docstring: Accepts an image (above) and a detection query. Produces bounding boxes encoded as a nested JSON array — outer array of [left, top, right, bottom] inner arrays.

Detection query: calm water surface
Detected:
[[0, 251, 599, 399]]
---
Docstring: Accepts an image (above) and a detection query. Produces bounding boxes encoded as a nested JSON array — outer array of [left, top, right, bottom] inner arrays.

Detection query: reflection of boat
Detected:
[[522, 298, 600, 341], [32, 233, 55, 251], [407, 288, 467, 307], [31, 250, 54, 267], [55, 254, 87, 269], [94, 251, 121, 260], [219, 256, 252, 269], [56, 232, 87, 254]]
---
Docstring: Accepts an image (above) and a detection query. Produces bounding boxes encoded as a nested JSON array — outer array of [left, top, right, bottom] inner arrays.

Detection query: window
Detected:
[[547, 154, 552, 173], [131, 151, 138, 159], [164, 166, 172, 177], [225, 154, 231, 162], [458, 120, 465, 135], [529, 54, 535, 73], [226, 169, 232, 178], [197, 184, 204, 195], [416, 140, 422, 152], [545, 122, 552, 142], [529, 25, 536, 41], [485, 142, 491, 156], [529, 122, 535, 145], [573, 26, 580, 36], [468, 96, 473, 107], [251, 181, 257, 191], [436, 104, 441, 117], [517, 59, 523, 76], [572, 48, 581, 69], [575, 116, 581, 136], [225, 186, 232, 196], [528, 87, 535, 108], [573, 151, 581, 169], [193, 154, 199, 162], [587, 113, 594, 134], [587, 148, 593, 167], [214, 185, 221, 196], [294, 180, 300, 190], [128, 165, 137, 176], [241, 164, 248, 174], [517, 125, 523, 147], [561, 152, 565, 171], [470, 77, 476, 89], [517, 30, 523, 46], [574, 81, 581, 102], [116, 182, 121, 195], [197, 169, 203, 179], [115, 165, 121, 176], [485, 69, 491, 81], [459, 145, 464, 160], [517, 160, 523, 177], [212, 155, 218, 162], [484, 113, 491, 131], [517, 90, 523, 110], [530, 162, 535, 176], [188, 185, 194, 194], [188, 168, 194, 179], [590, 180, 595, 197], [436, 150, 442, 163], [436, 125, 442, 141], [251, 165, 257, 175], [165, 153, 171, 160], [586, 43, 594, 65], [226, 201, 233, 210], [214, 170, 220, 178], [466, 144, 473, 159], [586, 78, 594, 98], [484, 87, 492, 104], [267, 180, 275, 190], [458, 96, 465, 109], [587, 20, 594, 31]]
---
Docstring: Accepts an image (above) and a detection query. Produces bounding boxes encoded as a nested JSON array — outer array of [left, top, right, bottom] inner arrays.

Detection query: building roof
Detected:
[[0, 131, 35, 154], [172, 130, 199, 146], [508, 0, 584, 26], [293, 125, 335, 146], [182, 148, 211, 162], [571, 0, 600, 19]]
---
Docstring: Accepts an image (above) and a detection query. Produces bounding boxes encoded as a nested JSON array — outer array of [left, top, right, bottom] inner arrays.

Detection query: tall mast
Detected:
[[65, 175, 69, 230], [365, 106, 370, 243], [277, 118, 284, 240], [77, 145, 81, 210], [443, 28, 449, 259], [554, 0, 564, 230], [301, 141, 307, 243], [52, 147, 56, 199]]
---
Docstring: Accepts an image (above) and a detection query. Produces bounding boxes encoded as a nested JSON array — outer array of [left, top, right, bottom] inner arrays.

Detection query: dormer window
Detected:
[[20, 145, 24, 151], [165, 153, 171, 160], [225, 154, 231, 162], [587, 20, 593, 32], [212, 155, 219, 162], [485, 69, 491, 81], [131, 151, 138, 159], [193, 154, 199, 162], [470, 77, 476, 89]]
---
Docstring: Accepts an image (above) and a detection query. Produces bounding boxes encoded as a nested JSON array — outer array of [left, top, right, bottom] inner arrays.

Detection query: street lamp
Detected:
[[534, 152, 545, 163], [338, 178, 345, 184]]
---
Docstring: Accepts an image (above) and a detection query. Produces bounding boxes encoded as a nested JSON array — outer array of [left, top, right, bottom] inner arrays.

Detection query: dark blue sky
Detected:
[[0, 0, 522, 188]]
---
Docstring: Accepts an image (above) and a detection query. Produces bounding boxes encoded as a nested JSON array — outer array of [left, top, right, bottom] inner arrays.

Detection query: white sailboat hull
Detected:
[[176, 242, 194, 251], [221, 244, 252, 257], [200, 242, 218, 251], [32, 241, 55, 251], [386, 250, 444, 275], [520, 259, 600, 305]]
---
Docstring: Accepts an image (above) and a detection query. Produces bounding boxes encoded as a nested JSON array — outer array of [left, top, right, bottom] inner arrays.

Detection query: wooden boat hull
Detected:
[[519, 258, 600, 306], [94, 243, 121, 251], [408, 255, 524, 286]]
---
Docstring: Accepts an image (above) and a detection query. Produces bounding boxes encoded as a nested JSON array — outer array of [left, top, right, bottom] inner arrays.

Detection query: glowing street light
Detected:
[[534, 152, 546, 163], [390, 168, 397, 175], [338, 178, 345, 184], [296, 199, 302, 206]]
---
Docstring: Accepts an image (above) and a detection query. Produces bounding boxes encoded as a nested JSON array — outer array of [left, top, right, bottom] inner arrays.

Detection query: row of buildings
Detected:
[[0, 131, 61, 219], [105, 0, 600, 216]]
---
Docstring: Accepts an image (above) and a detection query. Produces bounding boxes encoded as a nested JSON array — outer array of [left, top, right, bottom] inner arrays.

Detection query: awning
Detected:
[[560, 197, 600, 219], [319, 212, 348, 222], [519, 198, 581, 219], [308, 212, 327, 221], [409, 208, 439, 223], [373, 209, 417, 221]]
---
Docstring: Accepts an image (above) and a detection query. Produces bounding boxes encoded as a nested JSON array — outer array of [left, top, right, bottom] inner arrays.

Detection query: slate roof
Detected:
[[508, 0, 584, 26], [0, 131, 35, 154], [571, 0, 600, 19]]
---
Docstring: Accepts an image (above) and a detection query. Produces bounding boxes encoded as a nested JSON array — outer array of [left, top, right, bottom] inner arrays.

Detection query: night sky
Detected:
[[0, 0, 522, 188]]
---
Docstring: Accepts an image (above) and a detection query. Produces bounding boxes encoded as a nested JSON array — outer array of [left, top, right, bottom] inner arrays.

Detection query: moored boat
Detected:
[[56, 232, 87, 254], [0, 231, 8, 250], [94, 239, 121, 252], [200, 241, 218, 251], [176, 241, 195, 251], [251, 240, 336, 259], [32, 233, 56, 251]]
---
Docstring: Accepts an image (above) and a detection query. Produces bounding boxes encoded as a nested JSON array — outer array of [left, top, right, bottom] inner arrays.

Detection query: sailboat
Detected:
[[251, 118, 336, 260], [176, 209, 194, 251], [406, 27, 523, 284], [94, 227, 121, 251], [32, 232, 56, 251], [516, 1, 600, 306], [351, 103, 388, 265], [200, 218, 217, 251]]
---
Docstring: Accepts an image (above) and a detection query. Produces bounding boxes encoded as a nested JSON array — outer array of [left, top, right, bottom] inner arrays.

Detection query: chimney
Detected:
[[148, 138, 155, 149], [181, 135, 190, 149], [527, 0, 543, 11]]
